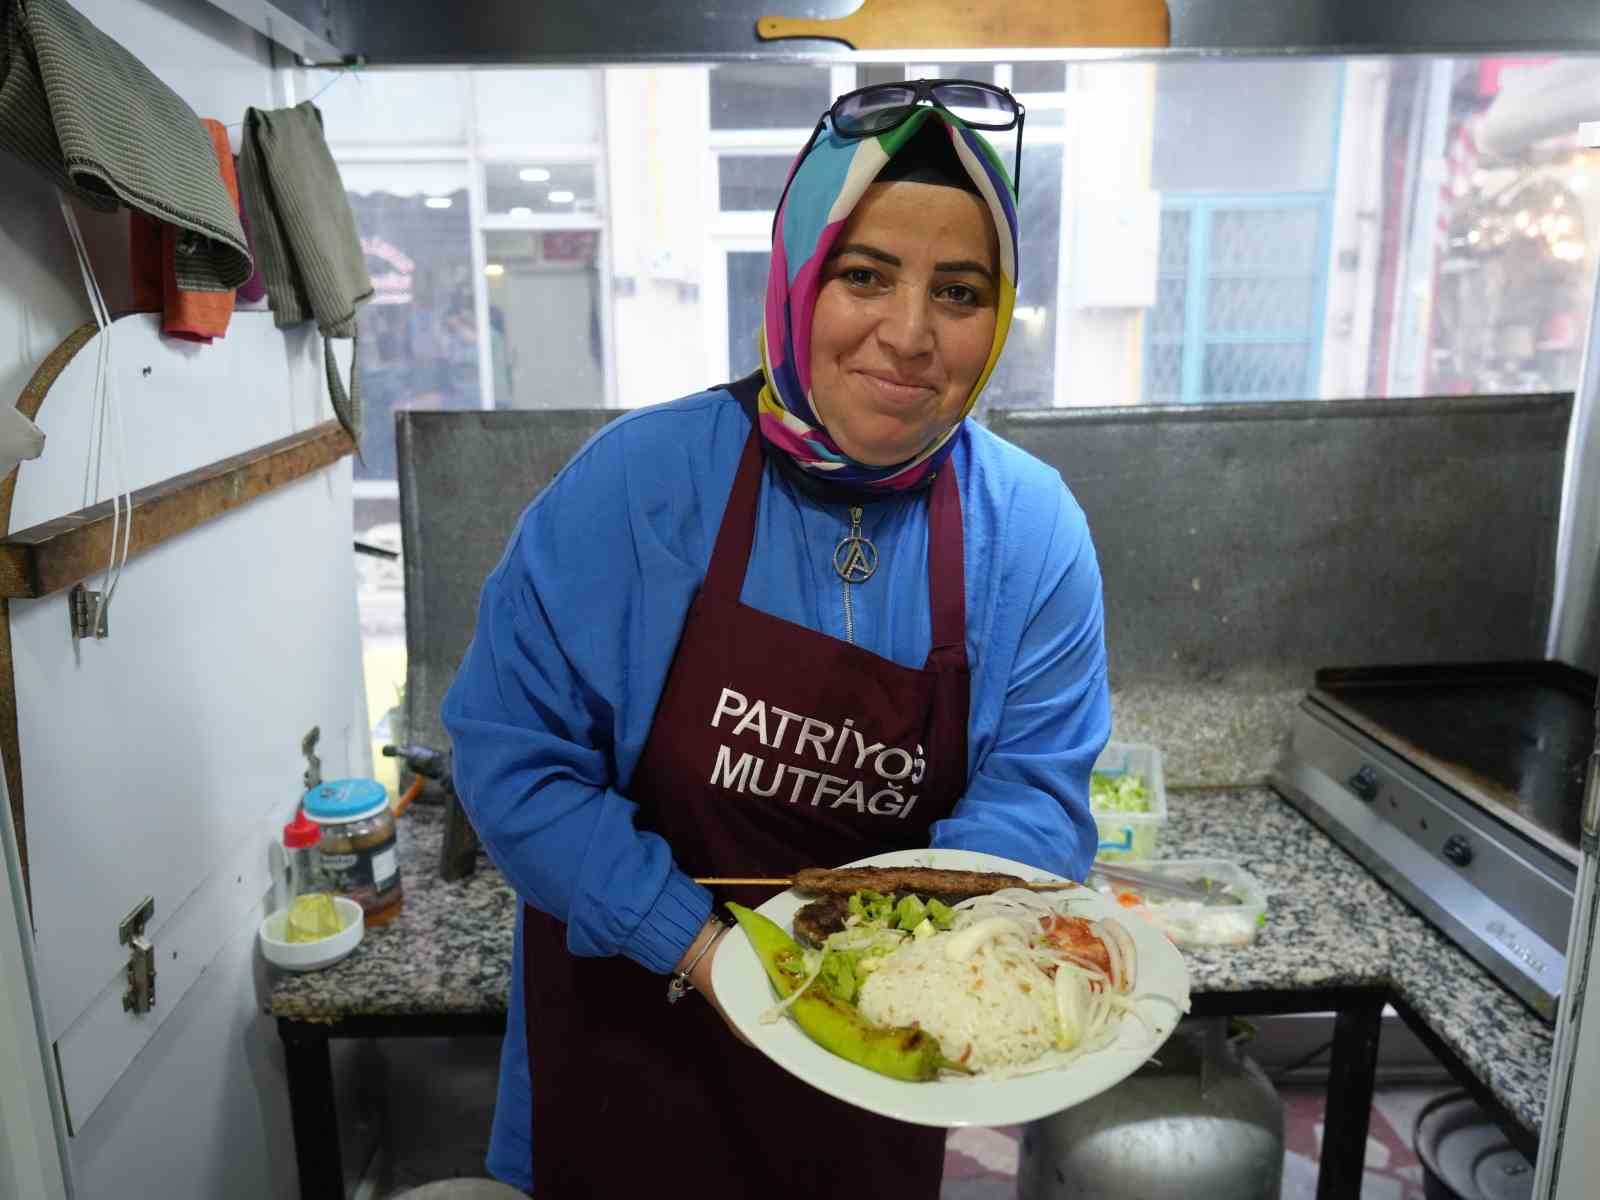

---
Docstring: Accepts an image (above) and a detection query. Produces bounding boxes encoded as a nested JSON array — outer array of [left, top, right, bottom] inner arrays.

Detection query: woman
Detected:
[[442, 80, 1110, 1197]]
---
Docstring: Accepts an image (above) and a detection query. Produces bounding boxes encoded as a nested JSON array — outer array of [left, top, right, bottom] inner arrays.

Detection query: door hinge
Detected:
[[68, 584, 108, 640], [302, 725, 322, 791], [119, 897, 156, 1016]]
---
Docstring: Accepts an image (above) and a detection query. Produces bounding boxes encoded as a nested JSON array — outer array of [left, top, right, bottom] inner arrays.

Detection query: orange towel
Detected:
[[128, 119, 240, 342]]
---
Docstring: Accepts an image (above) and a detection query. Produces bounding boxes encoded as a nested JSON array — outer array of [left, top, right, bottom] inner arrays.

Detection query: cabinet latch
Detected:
[[119, 897, 156, 1016]]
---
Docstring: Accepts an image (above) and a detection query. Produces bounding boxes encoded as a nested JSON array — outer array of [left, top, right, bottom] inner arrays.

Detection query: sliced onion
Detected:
[[1092, 919, 1125, 992], [1102, 919, 1139, 994], [1051, 950, 1113, 985], [758, 955, 824, 1023], [1054, 960, 1085, 1049]]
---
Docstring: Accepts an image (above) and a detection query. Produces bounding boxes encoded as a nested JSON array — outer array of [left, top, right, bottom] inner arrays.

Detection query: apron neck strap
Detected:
[[701, 432, 767, 606], [925, 466, 965, 656]]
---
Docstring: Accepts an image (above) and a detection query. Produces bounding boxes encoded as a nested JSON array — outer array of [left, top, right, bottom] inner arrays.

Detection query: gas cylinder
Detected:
[[1018, 1017, 1285, 1200]]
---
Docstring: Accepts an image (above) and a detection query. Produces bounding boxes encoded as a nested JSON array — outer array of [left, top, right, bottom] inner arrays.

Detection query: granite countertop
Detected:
[[1160, 788, 1553, 1135], [268, 805, 516, 1022], [1110, 682, 1306, 787], [268, 790, 1554, 1136]]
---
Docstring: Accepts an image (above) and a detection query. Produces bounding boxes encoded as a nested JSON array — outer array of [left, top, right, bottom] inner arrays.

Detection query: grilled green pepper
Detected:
[[726, 902, 967, 1082]]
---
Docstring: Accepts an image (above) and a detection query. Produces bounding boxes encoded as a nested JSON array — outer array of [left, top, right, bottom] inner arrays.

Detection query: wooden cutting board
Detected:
[[756, 0, 1170, 49]]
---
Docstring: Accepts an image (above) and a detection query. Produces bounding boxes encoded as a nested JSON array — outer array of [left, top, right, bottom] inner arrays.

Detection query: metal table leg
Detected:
[[1316, 999, 1385, 1200], [280, 1022, 345, 1200]]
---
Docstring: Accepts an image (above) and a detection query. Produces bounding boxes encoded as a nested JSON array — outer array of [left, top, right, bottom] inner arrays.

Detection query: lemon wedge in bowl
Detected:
[[260, 895, 364, 971], [285, 893, 345, 943]]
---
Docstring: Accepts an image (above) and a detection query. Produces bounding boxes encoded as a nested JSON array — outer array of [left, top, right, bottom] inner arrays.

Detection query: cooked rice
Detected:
[[856, 933, 1057, 1071]]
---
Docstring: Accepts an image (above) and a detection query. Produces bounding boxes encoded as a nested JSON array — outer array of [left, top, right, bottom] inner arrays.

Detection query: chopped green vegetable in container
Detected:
[[1090, 772, 1150, 813]]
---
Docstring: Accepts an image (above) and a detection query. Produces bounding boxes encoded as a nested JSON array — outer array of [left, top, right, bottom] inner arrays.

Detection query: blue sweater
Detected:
[[441, 386, 1111, 1188]]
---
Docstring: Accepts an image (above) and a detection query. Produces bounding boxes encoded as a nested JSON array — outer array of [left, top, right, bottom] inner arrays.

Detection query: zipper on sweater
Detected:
[[841, 505, 862, 645]]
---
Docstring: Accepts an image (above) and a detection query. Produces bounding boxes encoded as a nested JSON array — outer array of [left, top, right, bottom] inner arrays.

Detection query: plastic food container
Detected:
[[1090, 741, 1167, 862], [1090, 858, 1267, 948], [303, 779, 403, 926]]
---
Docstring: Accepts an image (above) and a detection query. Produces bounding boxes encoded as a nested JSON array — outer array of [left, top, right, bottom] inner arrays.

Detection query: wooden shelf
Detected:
[[0, 420, 354, 601]]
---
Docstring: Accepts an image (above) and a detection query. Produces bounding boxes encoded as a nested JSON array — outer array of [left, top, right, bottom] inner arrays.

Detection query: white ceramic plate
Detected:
[[710, 848, 1190, 1128]]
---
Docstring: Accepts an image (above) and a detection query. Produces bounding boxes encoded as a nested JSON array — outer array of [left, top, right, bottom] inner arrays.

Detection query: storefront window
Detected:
[[485, 161, 600, 216], [485, 229, 606, 407], [341, 166, 481, 484], [709, 63, 832, 130]]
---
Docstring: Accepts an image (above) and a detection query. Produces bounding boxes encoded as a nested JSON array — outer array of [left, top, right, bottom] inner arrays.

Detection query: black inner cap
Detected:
[[873, 117, 980, 195]]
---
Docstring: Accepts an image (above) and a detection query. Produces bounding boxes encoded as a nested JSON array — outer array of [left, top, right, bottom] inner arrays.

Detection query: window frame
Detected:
[[1145, 192, 1336, 404]]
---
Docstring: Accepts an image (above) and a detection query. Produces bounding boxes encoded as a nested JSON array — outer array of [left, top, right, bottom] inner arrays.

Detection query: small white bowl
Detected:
[[259, 897, 365, 971]]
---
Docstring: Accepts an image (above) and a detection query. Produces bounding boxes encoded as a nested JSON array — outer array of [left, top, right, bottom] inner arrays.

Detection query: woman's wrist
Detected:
[[667, 914, 729, 1003], [672, 914, 724, 974]]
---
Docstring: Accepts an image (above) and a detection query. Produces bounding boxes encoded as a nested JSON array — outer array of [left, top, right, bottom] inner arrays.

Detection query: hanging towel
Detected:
[[237, 101, 373, 447], [0, 0, 250, 291], [235, 192, 268, 305], [129, 118, 240, 342], [0, 405, 45, 479]]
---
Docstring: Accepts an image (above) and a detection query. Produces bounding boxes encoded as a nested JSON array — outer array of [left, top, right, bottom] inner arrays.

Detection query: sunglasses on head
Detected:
[[775, 78, 1027, 237]]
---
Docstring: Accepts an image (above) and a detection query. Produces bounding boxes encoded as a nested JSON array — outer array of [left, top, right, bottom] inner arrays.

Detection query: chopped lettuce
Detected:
[[817, 950, 860, 1004], [893, 894, 927, 930], [847, 889, 896, 924], [841, 889, 959, 942], [1090, 771, 1151, 813]]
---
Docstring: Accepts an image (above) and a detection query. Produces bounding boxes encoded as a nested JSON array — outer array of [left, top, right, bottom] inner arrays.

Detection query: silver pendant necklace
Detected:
[[833, 505, 878, 583]]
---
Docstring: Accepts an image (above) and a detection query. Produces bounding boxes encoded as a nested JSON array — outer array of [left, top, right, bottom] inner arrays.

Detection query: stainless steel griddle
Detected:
[[1272, 661, 1595, 1021]]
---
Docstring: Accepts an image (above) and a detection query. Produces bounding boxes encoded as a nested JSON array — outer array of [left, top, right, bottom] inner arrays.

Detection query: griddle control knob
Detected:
[[1347, 765, 1380, 802], [1443, 835, 1474, 868]]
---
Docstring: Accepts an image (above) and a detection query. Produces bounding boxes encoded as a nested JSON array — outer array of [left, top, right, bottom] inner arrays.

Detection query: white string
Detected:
[[225, 67, 357, 129], [56, 194, 132, 632]]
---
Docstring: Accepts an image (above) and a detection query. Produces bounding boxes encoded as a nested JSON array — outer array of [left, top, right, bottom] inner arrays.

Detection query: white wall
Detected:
[[0, 1, 376, 1196]]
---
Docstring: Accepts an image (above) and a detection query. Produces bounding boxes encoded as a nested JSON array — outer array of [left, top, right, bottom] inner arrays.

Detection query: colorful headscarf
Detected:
[[758, 107, 1019, 496]]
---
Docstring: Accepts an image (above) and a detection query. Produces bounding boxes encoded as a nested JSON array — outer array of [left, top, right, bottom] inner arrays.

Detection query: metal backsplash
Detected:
[[397, 409, 622, 755], [398, 394, 1571, 747], [988, 393, 1573, 687]]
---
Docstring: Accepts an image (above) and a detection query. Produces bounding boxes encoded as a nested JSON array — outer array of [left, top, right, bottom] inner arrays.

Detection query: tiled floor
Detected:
[[374, 1044, 1450, 1200]]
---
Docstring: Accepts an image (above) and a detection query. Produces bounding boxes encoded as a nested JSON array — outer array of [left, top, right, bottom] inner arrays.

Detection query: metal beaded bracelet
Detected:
[[666, 916, 730, 1004]]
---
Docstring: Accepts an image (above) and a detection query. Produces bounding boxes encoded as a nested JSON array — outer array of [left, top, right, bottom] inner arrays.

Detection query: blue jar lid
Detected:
[[303, 778, 390, 824]]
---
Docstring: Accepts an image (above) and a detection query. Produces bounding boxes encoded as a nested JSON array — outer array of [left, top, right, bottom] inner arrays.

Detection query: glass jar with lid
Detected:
[[303, 779, 403, 926]]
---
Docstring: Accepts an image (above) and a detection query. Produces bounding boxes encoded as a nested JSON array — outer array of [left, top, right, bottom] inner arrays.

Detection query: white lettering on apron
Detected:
[[830, 780, 867, 813], [711, 686, 747, 729], [710, 745, 756, 791], [795, 717, 834, 763], [731, 700, 770, 745], [769, 706, 801, 753]]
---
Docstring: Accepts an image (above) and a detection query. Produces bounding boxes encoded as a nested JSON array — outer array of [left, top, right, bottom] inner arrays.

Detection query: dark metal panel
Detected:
[[198, 0, 349, 62], [986, 394, 1572, 687], [396, 409, 622, 754], [337, 0, 1600, 64]]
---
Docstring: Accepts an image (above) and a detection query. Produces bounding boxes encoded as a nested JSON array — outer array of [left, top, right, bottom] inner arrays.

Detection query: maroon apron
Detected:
[[522, 428, 970, 1197]]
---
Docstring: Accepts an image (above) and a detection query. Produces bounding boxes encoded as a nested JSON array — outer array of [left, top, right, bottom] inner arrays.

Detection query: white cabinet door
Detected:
[[1538, 745, 1600, 1199], [10, 314, 364, 1131]]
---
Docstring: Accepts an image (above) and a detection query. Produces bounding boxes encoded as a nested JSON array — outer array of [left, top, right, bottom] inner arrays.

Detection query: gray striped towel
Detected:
[[0, 0, 250, 291], [238, 101, 373, 448]]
